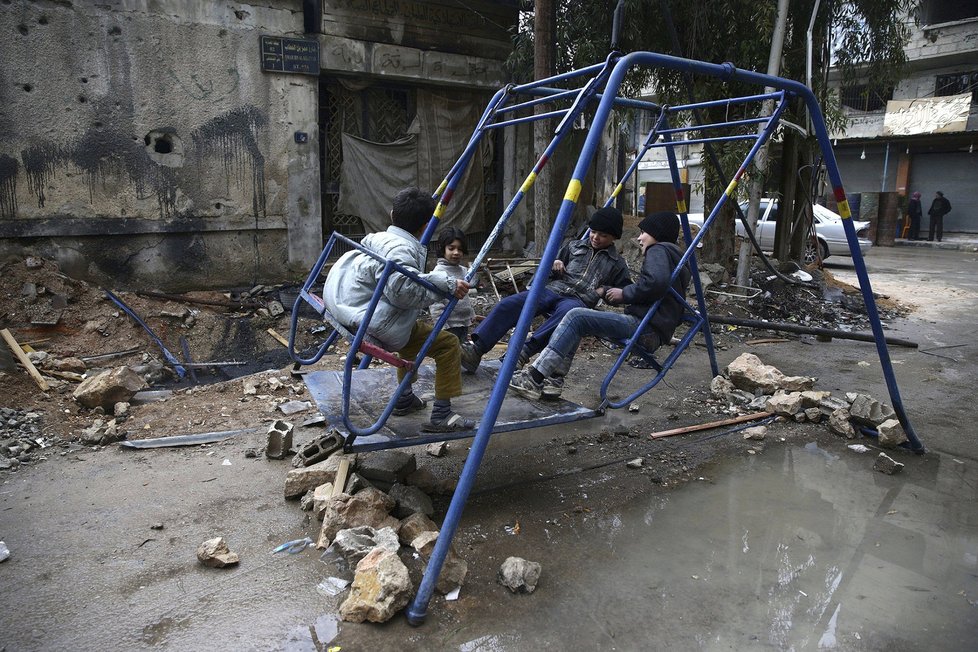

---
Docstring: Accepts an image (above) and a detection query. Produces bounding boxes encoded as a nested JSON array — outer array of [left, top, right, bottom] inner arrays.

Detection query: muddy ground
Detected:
[[1, 246, 976, 650]]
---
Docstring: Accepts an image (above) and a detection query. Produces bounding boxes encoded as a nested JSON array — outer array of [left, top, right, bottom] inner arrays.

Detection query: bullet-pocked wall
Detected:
[[0, 1, 320, 290]]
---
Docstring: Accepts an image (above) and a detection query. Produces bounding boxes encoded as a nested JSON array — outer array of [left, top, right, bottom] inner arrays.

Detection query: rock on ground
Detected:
[[358, 450, 417, 484], [877, 419, 909, 448], [283, 454, 357, 500], [398, 512, 438, 546], [766, 393, 803, 417], [498, 556, 542, 594], [72, 367, 148, 410], [742, 426, 767, 441], [412, 531, 468, 594], [849, 394, 896, 427], [196, 537, 240, 568], [389, 483, 434, 518], [332, 525, 400, 565], [828, 408, 856, 439], [339, 548, 413, 623], [725, 353, 814, 395], [873, 452, 905, 475], [317, 487, 398, 548]]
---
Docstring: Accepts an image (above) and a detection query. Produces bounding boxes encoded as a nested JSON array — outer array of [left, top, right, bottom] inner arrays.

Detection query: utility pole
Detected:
[[735, 0, 790, 287], [533, 0, 555, 252]]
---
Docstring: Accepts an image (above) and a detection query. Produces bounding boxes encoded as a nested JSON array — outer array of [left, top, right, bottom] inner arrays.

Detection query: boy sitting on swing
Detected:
[[509, 211, 691, 400], [323, 187, 476, 432]]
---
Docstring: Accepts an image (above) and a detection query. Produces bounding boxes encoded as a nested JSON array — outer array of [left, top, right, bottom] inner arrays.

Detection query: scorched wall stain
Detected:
[[0, 154, 18, 218]]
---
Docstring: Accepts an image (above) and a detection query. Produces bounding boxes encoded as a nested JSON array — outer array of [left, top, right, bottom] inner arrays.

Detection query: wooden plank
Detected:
[[650, 412, 771, 440], [266, 328, 290, 348], [331, 458, 351, 497], [0, 328, 50, 391]]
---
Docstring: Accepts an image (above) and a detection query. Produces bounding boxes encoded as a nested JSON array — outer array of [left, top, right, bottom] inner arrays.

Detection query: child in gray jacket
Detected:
[[430, 227, 476, 343], [323, 187, 475, 432]]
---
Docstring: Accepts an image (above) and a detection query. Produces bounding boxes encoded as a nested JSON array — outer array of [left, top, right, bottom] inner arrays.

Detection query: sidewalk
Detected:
[[893, 234, 978, 251]]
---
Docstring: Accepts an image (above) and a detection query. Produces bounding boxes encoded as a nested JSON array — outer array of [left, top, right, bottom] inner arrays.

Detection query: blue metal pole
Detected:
[[406, 56, 621, 627]]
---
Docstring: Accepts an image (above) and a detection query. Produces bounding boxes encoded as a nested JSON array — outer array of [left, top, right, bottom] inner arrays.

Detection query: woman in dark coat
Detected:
[[908, 191, 922, 240]]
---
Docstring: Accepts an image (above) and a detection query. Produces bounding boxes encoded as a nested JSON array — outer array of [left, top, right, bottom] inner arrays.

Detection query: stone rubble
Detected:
[[498, 556, 542, 594], [72, 366, 148, 410], [332, 525, 400, 565], [873, 452, 905, 475], [877, 419, 909, 448], [339, 548, 413, 623], [196, 537, 240, 568]]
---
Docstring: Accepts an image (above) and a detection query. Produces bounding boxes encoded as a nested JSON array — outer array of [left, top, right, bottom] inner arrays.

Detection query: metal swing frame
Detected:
[[287, 49, 925, 625]]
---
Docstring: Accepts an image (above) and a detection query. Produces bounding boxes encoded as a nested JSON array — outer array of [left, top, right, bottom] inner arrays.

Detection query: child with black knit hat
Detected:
[[460, 206, 633, 375], [509, 211, 691, 400]]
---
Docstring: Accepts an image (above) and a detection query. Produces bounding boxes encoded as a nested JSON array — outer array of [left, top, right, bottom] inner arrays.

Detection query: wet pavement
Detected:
[[1, 246, 977, 650]]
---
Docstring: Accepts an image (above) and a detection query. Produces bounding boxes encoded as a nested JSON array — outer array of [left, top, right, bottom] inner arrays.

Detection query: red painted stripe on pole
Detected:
[[833, 187, 846, 202]]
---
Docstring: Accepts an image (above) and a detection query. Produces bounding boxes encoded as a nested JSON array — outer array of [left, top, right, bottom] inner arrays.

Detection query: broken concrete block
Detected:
[[389, 483, 434, 518], [196, 537, 240, 568], [742, 426, 767, 441], [849, 394, 896, 427], [819, 396, 849, 413], [424, 441, 447, 457], [799, 391, 832, 408], [498, 556, 542, 594], [72, 367, 148, 410], [53, 357, 87, 373], [404, 467, 442, 495], [242, 378, 259, 396], [873, 452, 904, 475], [725, 353, 814, 394], [358, 450, 417, 484], [710, 376, 734, 401], [828, 408, 856, 439], [283, 453, 357, 499], [265, 419, 294, 460], [317, 487, 398, 548], [804, 408, 822, 423], [268, 300, 285, 317], [412, 531, 468, 594], [765, 393, 803, 416], [877, 419, 908, 449], [345, 472, 372, 495], [113, 402, 130, 418], [793, 412, 807, 423], [332, 525, 400, 565], [626, 458, 644, 468], [299, 490, 315, 511], [398, 512, 438, 546], [339, 548, 413, 623]]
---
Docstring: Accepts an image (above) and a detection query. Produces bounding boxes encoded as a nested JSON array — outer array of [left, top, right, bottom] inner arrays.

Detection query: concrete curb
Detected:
[[892, 238, 978, 252]]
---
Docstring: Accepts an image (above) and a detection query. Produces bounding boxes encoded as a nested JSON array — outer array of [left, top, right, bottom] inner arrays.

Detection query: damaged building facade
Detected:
[[829, 2, 978, 234], [0, 1, 519, 290]]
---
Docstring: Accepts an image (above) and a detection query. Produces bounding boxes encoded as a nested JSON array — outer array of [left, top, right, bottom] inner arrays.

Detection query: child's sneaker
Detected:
[[460, 341, 482, 374], [541, 376, 563, 400], [509, 369, 543, 400], [392, 393, 426, 416], [421, 412, 477, 432]]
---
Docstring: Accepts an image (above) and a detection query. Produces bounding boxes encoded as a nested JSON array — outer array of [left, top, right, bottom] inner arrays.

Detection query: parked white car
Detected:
[[683, 199, 872, 263]]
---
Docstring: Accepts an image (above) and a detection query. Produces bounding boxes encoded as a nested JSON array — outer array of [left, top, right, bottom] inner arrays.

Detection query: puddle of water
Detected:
[[537, 442, 978, 650]]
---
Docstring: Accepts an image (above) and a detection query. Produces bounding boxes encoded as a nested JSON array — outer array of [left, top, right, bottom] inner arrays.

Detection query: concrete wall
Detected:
[[0, 0, 320, 290]]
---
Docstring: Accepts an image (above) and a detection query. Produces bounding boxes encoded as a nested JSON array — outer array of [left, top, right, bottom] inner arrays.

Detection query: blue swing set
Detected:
[[288, 46, 924, 624]]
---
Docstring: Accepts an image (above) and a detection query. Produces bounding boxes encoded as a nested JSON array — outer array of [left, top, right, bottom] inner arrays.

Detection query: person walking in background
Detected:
[[927, 191, 951, 242], [907, 191, 922, 240]]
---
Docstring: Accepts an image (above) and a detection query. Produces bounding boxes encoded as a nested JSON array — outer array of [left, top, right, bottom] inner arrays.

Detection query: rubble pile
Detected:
[[0, 407, 51, 470], [278, 443, 475, 623], [709, 352, 905, 448]]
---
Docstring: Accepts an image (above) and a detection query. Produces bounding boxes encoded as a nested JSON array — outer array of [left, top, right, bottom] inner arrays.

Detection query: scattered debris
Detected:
[[726, 353, 814, 394], [278, 400, 312, 416], [398, 513, 439, 546], [72, 367, 148, 410], [331, 526, 399, 565], [0, 540, 9, 562], [849, 394, 896, 427], [292, 430, 345, 468], [424, 441, 447, 457], [196, 537, 240, 568], [626, 458, 644, 469], [271, 537, 313, 554], [120, 427, 259, 449], [358, 450, 417, 486], [877, 419, 909, 448], [284, 454, 358, 500], [828, 409, 856, 439], [316, 576, 350, 597], [265, 419, 294, 460], [389, 483, 434, 518], [317, 487, 399, 548], [847, 444, 870, 453], [873, 452, 905, 475], [412, 531, 468, 594], [150, 522, 165, 530], [628, 403, 640, 413], [498, 556, 542, 594]]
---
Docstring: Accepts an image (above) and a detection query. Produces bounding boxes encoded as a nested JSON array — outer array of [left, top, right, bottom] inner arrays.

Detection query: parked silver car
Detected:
[[684, 199, 872, 263]]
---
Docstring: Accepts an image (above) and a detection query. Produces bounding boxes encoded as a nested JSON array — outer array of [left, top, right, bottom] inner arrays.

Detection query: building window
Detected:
[[920, 0, 978, 25], [839, 85, 893, 112], [936, 71, 978, 103]]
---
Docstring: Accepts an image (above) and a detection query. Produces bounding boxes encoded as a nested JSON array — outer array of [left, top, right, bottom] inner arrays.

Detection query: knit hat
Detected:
[[588, 206, 623, 239], [911, 191, 921, 199], [638, 211, 680, 244]]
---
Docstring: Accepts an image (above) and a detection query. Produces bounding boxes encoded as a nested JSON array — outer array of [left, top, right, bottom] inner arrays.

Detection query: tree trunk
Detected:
[[774, 127, 799, 262], [532, 0, 555, 252]]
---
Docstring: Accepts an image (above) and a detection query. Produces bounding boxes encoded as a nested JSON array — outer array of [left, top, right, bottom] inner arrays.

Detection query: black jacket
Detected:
[[620, 242, 691, 342], [928, 196, 951, 217]]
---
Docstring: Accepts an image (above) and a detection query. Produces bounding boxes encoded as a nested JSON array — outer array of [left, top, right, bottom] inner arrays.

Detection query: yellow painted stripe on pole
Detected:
[[434, 203, 446, 218], [676, 200, 687, 213], [564, 179, 582, 203], [520, 171, 537, 194], [837, 200, 852, 220], [724, 179, 739, 197], [435, 179, 448, 195], [611, 183, 623, 198]]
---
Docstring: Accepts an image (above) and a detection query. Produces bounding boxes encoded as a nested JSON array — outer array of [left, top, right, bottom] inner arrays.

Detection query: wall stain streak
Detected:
[[21, 142, 66, 208], [191, 106, 268, 221], [0, 154, 18, 218]]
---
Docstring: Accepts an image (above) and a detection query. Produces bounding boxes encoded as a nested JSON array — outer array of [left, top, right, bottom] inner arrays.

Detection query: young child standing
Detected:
[[430, 227, 476, 343]]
